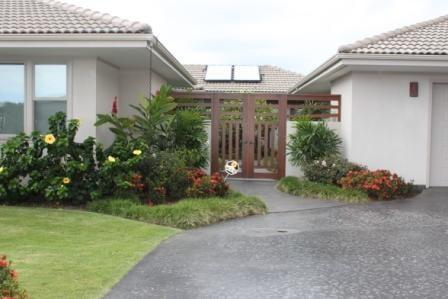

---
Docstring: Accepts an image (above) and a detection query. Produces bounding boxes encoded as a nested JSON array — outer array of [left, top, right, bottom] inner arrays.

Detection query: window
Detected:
[[34, 64, 67, 132], [0, 64, 25, 134]]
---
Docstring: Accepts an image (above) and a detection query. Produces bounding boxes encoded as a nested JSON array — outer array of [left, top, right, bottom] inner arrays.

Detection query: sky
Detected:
[[65, 0, 448, 75]]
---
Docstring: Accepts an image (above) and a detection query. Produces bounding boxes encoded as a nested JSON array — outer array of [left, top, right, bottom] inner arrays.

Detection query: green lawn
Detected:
[[278, 176, 369, 203], [87, 192, 267, 229], [0, 206, 178, 299]]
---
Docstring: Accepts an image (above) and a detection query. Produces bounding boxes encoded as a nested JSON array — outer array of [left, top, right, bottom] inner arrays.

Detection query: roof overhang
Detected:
[[0, 34, 196, 87], [290, 53, 448, 94]]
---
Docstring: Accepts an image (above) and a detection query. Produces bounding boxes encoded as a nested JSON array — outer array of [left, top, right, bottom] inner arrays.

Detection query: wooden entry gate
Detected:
[[172, 92, 341, 179]]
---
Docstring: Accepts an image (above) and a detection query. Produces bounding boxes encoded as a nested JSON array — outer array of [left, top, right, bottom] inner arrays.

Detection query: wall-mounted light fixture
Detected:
[[410, 82, 419, 97]]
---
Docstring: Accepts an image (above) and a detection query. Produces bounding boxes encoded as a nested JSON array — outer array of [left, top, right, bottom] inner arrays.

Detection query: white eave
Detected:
[[0, 33, 196, 87], [290, 53, 448, 94]]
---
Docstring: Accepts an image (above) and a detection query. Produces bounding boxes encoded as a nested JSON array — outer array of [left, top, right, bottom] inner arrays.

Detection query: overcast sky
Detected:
[[69, 0, 448, 75]]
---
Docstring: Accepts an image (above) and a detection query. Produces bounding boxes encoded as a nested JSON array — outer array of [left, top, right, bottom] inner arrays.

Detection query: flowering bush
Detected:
[[0, 255, 27, 299], [186, 169, 229, 198], [302, 156, 365, 185], [0, 113, 103, 204], [96, 139, 146, 198], [339, 169, 413, 200]]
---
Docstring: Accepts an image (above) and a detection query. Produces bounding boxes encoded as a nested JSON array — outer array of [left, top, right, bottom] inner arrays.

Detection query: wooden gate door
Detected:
[[214, 95, 286, 179]]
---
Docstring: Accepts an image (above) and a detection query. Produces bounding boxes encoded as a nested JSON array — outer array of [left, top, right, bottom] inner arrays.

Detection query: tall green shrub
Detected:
[[287, 118, 341, 167], [0, 112, 103, 204]]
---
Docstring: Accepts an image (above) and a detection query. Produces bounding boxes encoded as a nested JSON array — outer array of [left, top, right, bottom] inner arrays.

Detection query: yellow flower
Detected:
[[44, 134, 56, 144], [107, 156, 116, 163], [0, 167, 5, 173], [132, 149, 142, 156], [62, 177, 71, 184]]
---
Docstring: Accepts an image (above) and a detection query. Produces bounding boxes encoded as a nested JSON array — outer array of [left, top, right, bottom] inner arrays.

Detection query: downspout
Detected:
[[147, 40, 153, 97]]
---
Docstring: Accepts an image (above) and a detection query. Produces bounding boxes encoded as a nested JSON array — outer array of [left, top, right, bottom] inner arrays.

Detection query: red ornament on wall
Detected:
[[112, 96, 118, 115], [410, 82, 419, 97]]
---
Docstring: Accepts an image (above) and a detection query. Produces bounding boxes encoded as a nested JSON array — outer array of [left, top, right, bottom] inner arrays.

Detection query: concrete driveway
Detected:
[[106, 183, 448, 298]]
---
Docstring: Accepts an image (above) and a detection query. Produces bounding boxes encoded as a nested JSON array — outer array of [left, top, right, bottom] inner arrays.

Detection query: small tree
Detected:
[[287, 117, 341, 167]]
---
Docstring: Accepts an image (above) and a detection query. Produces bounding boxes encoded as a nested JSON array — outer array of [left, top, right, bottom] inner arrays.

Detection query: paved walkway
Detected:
[[230, 179, 346, 212], [106, 184, 448, 298]]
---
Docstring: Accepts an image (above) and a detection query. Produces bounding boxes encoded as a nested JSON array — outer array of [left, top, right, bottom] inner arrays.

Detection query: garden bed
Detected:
[[278, 176, 369, 203], [0, 206, 177, 298], [87, 191, 267, 229]]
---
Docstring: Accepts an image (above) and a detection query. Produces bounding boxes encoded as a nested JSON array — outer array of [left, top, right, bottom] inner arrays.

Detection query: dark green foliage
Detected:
[[87, 192, 267, 229], [95, 84, 209, 168], [166, 109, 208, 168], [287, 118, 342, 166], [0, 113, 103, 204], [302, 155, 366, 185], [136, 151, 190, 204], [277, 176, 369, 203]]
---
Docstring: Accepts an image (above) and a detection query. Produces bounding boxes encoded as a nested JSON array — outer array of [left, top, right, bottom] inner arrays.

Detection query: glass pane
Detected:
[[0, 64, 24, 134], [34, 101, 66, 132], [35, 65, 67, 98]]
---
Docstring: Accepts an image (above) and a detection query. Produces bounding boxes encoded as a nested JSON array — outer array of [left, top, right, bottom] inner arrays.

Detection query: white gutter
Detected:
[[290, 53, 448, 94], [147, 36, 196, 86], [0, 33, 196, 87]]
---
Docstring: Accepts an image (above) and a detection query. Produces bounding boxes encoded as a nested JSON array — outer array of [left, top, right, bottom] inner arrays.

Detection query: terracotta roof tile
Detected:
[[338, 15, 448, 55], [0, 0, 151, 34], [182, 64, 303, 94]]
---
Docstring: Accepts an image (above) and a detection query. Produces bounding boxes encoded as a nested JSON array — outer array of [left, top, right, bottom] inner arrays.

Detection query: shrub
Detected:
[[136, 151, 190, 204], [287, 118, 342, 166], [302, 156, 365, 185], [96, 140, 146, 198], [0, 113, 103, 204], [0, 255, 27, 299], [166, 109, 209, 168], [185, 169, 229, 198], [86, 192, 267, 229], [277, 176, 369, 203], [340, 169, 413, 200]]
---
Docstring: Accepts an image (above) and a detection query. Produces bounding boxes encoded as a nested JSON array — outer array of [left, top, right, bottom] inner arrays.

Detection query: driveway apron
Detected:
[[106, 184, 448, 298]]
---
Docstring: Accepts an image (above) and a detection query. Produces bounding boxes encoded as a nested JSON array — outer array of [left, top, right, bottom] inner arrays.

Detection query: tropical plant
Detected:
[[166, 109, 208, 167], [95, 84, 177, 150], [287, 118, 342, 166]]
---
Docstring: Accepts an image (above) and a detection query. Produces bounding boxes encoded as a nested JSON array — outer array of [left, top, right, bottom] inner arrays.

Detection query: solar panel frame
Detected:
[[204, 65, 232, 81], [233, 65, 261, 82]]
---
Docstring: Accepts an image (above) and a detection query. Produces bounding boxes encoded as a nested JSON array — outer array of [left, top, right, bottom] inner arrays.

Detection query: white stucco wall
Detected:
[[72, 58, 97, 142], [331, 71, 438, 185], [96, 60, 119, 147], [330, 74, 353, 158], [118, 70, 167, 118]]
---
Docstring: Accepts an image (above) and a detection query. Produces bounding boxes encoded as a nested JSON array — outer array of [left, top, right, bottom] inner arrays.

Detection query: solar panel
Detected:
[[233, 65, 260, 82], [204, 65, 232, 81]]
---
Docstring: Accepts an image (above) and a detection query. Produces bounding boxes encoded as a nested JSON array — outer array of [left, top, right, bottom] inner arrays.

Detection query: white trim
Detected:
[[427, 78, 448, 187], [291, 53, 448, 94], [0, 34, 154, 41]]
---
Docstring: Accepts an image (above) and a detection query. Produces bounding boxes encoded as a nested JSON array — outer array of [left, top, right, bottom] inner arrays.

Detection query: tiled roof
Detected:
[[338, 15, 448, 55], [182, 65, 303, 94], [0, 0, 151, 34]]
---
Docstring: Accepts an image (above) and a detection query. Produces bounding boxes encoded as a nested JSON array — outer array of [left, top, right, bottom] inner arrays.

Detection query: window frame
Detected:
[[32, 63, 70, 132], [0, 59, 72, 140]]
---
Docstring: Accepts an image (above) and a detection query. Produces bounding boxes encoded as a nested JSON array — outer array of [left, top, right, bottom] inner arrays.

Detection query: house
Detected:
[[0, 0, 195, 146], [182, 64, 302, 93], [289, 15, 448, 187]]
